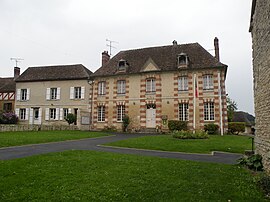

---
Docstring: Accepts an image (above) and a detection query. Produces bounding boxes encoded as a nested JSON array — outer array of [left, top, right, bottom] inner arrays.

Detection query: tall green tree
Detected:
[[227, 95, 238, 122]]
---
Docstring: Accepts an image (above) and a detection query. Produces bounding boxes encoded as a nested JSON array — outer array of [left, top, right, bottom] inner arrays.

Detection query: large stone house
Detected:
[[15, 64, 92, 130], [250, 0, 270, 173], [90, 38, 228, 133], [0, 67, 20, 112]]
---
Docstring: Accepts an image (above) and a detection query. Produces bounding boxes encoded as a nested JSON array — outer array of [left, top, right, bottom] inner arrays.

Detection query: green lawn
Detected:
[[0, 131, 109, 148], [0, 150, 266, 201], [106, 135, 252, 154]]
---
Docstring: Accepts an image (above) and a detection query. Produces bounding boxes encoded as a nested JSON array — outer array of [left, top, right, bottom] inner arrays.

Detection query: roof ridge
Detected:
[[28, 64, 83, 68]]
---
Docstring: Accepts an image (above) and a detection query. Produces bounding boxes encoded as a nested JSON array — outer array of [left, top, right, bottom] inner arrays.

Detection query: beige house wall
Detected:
[[15, 80, 91, 130]]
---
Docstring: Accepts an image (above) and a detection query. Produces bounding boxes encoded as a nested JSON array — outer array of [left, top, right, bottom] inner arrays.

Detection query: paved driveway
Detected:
[[0, 133, 242, 164]]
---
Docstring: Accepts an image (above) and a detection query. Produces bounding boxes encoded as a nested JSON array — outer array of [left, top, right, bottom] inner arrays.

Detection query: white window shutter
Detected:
[[56, 108, 59, 120], [38, 108, 42, 124], [16, 89, 21, 101], [68, 108, 71, 114], [29, 108, 33, 124], [46, 88, 50, 100], [60, 108, 63, 120], [25, 108, 29, 120], [45, 108, 49, 120], [57, 87, 61, 100], [70, 87, 74, 99], [26, 88, 30, 101], [81, 86, 85, 99], [15, 108, 19, 116]]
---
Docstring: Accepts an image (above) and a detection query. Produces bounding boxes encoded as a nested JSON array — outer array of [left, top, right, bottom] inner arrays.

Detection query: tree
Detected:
[[65, 113, 76, 125], [227, 95, 238, 122]]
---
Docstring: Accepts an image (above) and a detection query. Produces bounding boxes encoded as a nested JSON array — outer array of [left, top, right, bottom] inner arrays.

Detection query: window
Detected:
[[179, 103, 189, 121], [3, 103, 12, 111], [98, 106, 105, 122], [20, 109, 26, 120], [98, 82, 106, 95], [203, 75, 213, 90], [177, 53, 189, 67], [74, 87, 81, 99], [204, 102, 214, 121], [63, 108, 69, 119], [178, 77, 188, 91], [117, 80, 126, 94], [34, 108, 39, 119], [146, 78, 156, 93], [21, 89, 27, 101], [50, 88, 57, 100], [50, 108, 56, 120], [117, 105, 125, 122]]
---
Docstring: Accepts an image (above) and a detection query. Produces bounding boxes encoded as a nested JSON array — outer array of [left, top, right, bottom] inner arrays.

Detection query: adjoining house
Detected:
[[90, 38, 228, 133], [249, 0, 270, 173], [232, 111, 255, 134], [15, 64, 92, 130], [0, 67, 20, 112]]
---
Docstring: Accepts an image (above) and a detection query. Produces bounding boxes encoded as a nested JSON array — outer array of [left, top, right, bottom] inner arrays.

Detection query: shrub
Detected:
[[65, 113, 76, 125], [258, 175, 270, 197], [204, 123, 219, 134], [122, 115, 130, 132], [172, 130, 209, 139], [228, 122, 245, 135], [102, 125, 117, 132], [1, 112, 18, 124], [168, 120, 188, 131], [238, 154, 263, 171]]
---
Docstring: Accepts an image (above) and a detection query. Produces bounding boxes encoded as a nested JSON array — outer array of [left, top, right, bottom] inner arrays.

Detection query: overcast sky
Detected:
[[0, 0, 254, 114]]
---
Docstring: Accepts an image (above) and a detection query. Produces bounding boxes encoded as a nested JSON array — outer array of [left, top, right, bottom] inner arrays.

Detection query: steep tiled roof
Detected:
[[92, 42, 227, 77], [0, 77, 16, 92], [16, 64, 92, 82]]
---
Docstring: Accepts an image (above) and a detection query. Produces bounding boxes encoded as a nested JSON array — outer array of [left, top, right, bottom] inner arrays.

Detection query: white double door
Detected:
[[146, 105, 156, 128]]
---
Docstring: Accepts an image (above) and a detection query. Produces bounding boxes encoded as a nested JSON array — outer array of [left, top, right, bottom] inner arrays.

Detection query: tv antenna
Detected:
[[106, 39, 118, 56], [10, 58, 24, 67]]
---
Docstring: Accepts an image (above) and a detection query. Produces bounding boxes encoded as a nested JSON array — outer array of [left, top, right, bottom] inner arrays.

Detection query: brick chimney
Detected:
[[102, 51, 110, 66], [14, 67, 20, 80], [214, 37, 220, 62]]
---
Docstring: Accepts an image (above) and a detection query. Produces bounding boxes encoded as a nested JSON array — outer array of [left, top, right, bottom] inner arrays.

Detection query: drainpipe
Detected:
[[218, 71, 224, 136], [193, 73, 196, 132]]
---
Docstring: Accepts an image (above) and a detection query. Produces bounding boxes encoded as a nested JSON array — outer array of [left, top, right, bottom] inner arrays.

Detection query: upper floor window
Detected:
[[98, 81, 106, 95], [46, 87, 60, 100], [179, 103, 189, 121], [177, 53, 189, 68], [178, 76, 188, 91], [17, 88, 30, 101], [21, 89, 27, 101], [51, 88, 57, 100], [117, 80, 126, 94], [70, 86, 85, 99], [118, 59, 129, 72], [146, 78, 156, 93], [203, 75, 213, 90], [204, 102, 214, 121]]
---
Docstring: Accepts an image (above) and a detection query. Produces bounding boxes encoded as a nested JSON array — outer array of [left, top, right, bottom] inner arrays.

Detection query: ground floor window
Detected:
[[98, 106, 105, 122], [63, 108, 69, 119], [3, 103, 12, 111], [179, 103, 189, 121], [20, 108, 26, 120], [204, 102, 214, 121], [117, 105, 125, 122], [50, 108, 56, 120]]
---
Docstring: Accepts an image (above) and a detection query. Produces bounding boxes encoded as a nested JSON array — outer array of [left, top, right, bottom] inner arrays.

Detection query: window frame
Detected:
[[117, 105, 125, 122], [20, 108, 26, 120], [97, 106, 105, 122], [203, 74, 214, 90], [146, 78, 156, 93], [74, 87, 82, 99], [179, 103, 189, 121], [117, 80, 126, 95], [98, 81, 106, 96], [50, 108, 57, 120], [50, 88, 57, 100], [63, 108, 69, 119], [21, 89, 27, 101], [204, 102, 215, 121], [178, 76, 188, 91]]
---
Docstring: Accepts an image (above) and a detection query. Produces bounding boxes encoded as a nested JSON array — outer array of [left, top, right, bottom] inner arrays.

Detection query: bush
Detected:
[[122, 115, 130, 132], [172, 130, 209, 139], [0, 112, 18, 124], [168, 120, 188, 131], [228, 122, 245, 135], [238, 154, 263, 171], [258, 175, 270, 197], [65, 113, 76, 125], [204, 124, 219, 134]]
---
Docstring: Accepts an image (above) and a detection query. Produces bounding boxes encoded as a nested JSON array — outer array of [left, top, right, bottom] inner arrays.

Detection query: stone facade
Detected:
[[250, 0, 270, 173]]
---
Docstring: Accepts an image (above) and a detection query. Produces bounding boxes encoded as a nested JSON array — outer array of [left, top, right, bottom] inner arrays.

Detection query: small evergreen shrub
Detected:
[[204, 123, 219, 134], [65, 113, 76, 125], [168, 120, 188, 131], [122, 115, 130, 132], [238, 154, 263, 171], [0, 112, 18, 124], [172, 130, 209, 139], [228, 122, 245, 135]]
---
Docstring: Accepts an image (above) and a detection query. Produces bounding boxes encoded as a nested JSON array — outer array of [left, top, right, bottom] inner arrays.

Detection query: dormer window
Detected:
[[118, 59, 129, 72], [177, 53, 189, 68]]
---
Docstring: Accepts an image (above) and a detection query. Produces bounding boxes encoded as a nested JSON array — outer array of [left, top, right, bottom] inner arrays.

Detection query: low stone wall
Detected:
[[0, 124, 79, 132]]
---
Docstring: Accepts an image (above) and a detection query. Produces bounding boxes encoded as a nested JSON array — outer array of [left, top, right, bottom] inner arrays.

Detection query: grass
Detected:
[[0, 131, 109, 148], [106, 134, 252, 154], [0, 150, 267, 201]]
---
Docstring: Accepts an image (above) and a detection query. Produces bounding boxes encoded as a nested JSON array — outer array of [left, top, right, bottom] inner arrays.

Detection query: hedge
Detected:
[[204, 123, 219, 134], [168, 120, 188, 131], [228, 122, 245, 135]]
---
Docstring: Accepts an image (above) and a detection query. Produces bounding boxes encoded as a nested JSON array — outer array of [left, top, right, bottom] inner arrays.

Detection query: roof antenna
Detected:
[[10, 58, 24, 67], [106, 39, 118, 56]]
